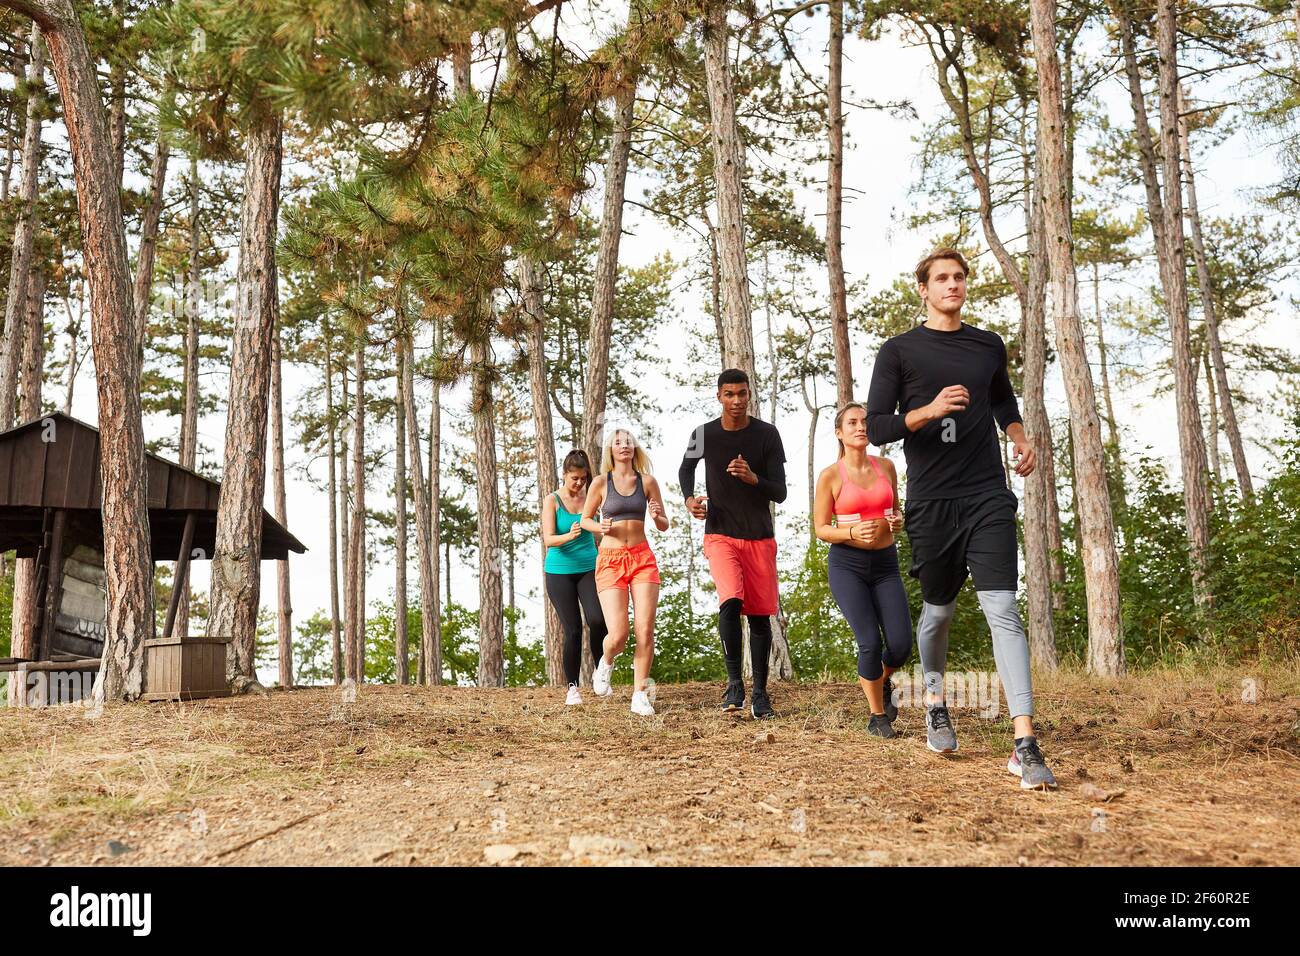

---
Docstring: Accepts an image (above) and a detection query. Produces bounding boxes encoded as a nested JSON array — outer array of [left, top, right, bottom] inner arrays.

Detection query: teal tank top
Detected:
[[544, 492, 597, 574]]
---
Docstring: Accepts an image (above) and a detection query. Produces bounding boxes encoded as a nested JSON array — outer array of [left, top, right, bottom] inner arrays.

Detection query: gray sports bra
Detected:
[[603, 470, 648, 523]]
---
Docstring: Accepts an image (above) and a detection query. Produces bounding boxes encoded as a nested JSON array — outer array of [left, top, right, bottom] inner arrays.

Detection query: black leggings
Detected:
[[827, 543, 913, 681], [545, 570, 608, 686]]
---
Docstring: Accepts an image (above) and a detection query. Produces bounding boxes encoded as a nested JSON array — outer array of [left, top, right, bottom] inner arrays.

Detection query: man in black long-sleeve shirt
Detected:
[[866, 248, 1057, 790], [679, 368, 787, 719]]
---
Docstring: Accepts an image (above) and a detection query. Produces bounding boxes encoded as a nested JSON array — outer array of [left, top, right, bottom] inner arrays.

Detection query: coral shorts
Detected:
[[703, 534, 779, 616], [595, 541, 661, 592]]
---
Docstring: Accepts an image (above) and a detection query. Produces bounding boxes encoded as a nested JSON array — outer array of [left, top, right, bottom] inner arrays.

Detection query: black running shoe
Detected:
[[722, 680, 745, 712], [867, 714, 897, 739], [883, 675, 898, 721], [750, 688, 774, 720]]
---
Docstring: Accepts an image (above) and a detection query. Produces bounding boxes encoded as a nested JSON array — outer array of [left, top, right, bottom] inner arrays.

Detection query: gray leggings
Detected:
[[915, 591, 1034, 718]]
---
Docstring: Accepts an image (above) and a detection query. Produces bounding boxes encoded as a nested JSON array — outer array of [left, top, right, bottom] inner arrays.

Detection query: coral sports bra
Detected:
[[834, 456, 894, 524]]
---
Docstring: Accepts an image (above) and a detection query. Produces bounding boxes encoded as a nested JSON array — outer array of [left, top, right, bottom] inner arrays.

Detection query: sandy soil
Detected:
[[1, 667, 1297, 866]]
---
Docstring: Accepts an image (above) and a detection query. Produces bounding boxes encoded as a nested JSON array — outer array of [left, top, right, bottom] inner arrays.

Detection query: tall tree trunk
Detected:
[[270, 319, 293, 687], [1155, 0, 1213, 612], [1031, 0, 1125, 675], [210, 112, 283, 679], [340, 361, 352, 677], [1091, 262, 1127, 520], [8, 0, 154, 701], [826, 0, 852, 406], [394, 338, 409, 684], [703, 1, 756, 391], [402, 330, 441, 685], [323, 317, 342, 683], [1, 23, 43, 430], [581, 68, 635, 465], [1021, 146, 1058, 668], [428, 319, 443, 682], [1202, 342, 1221, 485], [1177, 85, 1252, 498], [131, 125, 169, 357], [350, 340, 367, 681], [176, 152, 201, 640], [1114, 1, 1171, 293], [522, 257, 564, 687], [472, 335, 504, 687], [10, 265, 45, 662], [107, 0, 125, 187]]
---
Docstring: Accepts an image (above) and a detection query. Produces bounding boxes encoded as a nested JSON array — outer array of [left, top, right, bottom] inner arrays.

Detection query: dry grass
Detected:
[[0, 663, 1296, 866]]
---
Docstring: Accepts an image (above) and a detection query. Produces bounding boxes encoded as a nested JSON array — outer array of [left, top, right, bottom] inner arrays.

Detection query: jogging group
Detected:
[[539, 248, 1059, 791]]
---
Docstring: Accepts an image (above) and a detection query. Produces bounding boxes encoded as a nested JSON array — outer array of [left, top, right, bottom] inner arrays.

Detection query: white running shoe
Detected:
[[630, 690, 655, 716], [592, 656, 615, 697], [565, 684, 582, 706]]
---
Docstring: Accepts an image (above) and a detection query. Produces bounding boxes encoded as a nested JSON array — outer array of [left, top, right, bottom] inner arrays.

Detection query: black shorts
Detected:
[[904, 488, 1019, 605]]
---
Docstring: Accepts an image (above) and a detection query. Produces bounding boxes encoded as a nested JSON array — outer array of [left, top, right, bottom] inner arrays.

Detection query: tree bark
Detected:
[[471, 334, 504, 687], [1202, 341, 1221, 485], [394, 337, 409, 684], [209, 112, 283, 679], [339, 360, 352, 677], [1155, 0, 1213, 612], [108, 0, 125, 187], [402, 330, 441, 685], [1114, 1, 1171, 293], [323, 316, 342, 683], [176, 153, 201, 640], [1, 23, 43, 430], [6, 0, 155, 701], [131, 125, 169, 357], [826, 0, 852, 407], [428, 320, 443, 682], [1031, 0, 1125, 675], [1177, 85, 1252, 498], [10, 265, 45, 660], [1021, 146, 1058, 669], [581, 70, 635, 466], [270, 319, 293, 688], [1029, 0, 1123, 676], [350, 340, 367, 681], [522, 257, 564, 686], [702, 1, 756, 391]]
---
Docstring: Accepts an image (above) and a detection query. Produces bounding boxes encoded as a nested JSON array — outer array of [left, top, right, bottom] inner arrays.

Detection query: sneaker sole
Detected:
[[1008, 757, 1057, 790], [926, 739, 959, 754], [722, 702, 744, 712], [751, 708, 774, 720]]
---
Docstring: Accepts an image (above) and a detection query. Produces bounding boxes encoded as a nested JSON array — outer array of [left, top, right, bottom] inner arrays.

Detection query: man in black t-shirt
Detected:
[[679, 369, 787, 720], [866, 248, 1057, 790]]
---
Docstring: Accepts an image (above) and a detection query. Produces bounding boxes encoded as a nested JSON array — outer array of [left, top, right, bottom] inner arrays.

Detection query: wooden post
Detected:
[[36, 508, 65, 661], [161, 512, 196, 640]]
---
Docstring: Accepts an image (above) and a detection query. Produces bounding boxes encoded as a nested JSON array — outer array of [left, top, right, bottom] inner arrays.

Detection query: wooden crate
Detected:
[[141, 635, 232, 701]]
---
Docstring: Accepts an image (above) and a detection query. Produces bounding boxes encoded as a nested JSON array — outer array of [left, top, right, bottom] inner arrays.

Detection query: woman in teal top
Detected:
[[541, 450, 608, 704]]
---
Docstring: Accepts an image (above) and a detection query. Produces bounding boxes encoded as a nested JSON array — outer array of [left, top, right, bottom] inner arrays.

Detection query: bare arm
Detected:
[[644, 476, 671, 532], [580, 476, 610, 535], [541, 493, 583, 549]]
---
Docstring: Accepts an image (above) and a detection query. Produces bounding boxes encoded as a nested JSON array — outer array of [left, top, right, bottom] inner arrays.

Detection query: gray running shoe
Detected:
[[883, 675, 898, 721], [925, 704, 958, 753], [867, 713, 897, 739], [1008, 737, 1058, 790]]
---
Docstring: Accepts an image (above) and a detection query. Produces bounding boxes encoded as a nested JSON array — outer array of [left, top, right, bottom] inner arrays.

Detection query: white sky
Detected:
[[53, 8, 1297, 682]]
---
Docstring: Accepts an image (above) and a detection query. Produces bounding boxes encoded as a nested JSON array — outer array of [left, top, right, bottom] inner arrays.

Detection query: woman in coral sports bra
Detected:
[[813, 402, 913, 738]]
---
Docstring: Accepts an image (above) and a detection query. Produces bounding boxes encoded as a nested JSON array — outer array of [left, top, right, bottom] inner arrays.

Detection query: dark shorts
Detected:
[[904, 488, 1019, 605]]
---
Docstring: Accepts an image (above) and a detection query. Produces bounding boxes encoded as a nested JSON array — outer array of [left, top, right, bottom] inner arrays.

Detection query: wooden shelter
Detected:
[[0, 413, 305, 705]]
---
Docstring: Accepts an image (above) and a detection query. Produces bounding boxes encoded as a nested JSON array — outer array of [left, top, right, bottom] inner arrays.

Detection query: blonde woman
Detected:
[[580, 427, 670, 716]]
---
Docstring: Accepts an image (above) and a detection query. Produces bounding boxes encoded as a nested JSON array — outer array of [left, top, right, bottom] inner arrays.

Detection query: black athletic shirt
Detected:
[[678, 417, 788, 539], [865, 322, 1022, 501]]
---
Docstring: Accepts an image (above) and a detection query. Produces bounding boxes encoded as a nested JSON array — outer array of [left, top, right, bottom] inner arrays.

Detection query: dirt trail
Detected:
[[1, 669, 1297, 866]]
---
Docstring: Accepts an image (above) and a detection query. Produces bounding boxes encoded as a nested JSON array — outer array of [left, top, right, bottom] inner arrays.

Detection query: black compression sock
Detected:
[[748, 615, 772, 692], [719, 599, 744, 682]]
